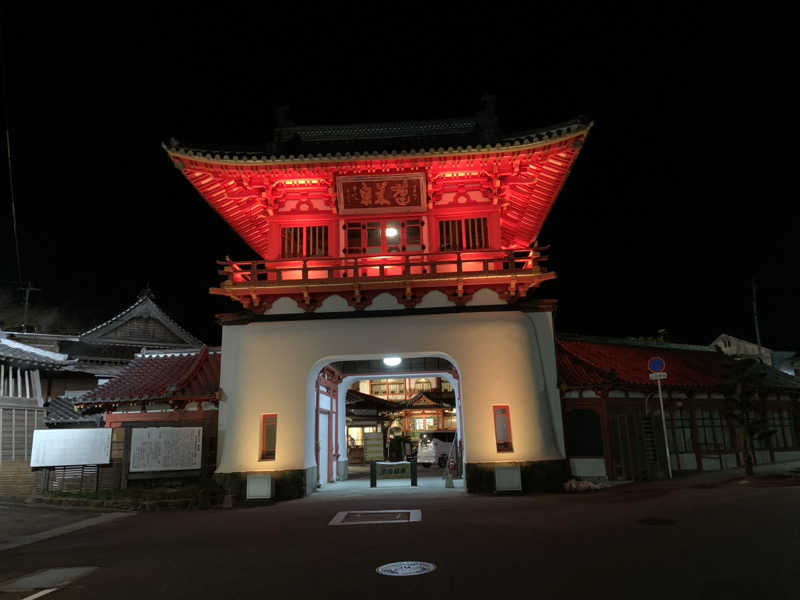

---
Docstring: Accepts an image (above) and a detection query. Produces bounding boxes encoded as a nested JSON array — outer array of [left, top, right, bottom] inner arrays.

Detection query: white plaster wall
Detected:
[[755, 450, 771, 465], [723, 453, 738, 469], [569, 458, 606, 478], [216, 311, 564, 473]]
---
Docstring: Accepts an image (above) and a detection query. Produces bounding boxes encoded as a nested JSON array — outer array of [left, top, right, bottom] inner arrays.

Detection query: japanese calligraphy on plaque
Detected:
[[337, 173, 426, 214]]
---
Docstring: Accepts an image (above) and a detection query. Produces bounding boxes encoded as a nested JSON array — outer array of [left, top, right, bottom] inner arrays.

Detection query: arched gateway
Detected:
[[164, 106, 591, 502]]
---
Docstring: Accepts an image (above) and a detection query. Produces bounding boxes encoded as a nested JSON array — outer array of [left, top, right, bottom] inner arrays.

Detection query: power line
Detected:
[[1, 14, 23, 285]]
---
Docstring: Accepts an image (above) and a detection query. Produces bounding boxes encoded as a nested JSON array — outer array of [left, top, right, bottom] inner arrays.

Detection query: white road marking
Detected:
[[0, 512, 133, 552], [21, 588, 58, 600]]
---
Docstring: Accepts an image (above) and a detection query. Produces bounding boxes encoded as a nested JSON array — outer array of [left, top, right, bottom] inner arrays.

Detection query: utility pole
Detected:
[[752, 277, 764, 364], [19, 281, 40, 333]]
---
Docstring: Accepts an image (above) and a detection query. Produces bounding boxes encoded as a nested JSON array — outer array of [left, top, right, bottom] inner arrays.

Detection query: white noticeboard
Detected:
[[30, 429, 112, 468], [129, 427, 203, 473]]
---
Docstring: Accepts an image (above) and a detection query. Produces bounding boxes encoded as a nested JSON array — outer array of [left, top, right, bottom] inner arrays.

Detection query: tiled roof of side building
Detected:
[[0, 336, 75, 370], [557, 337, 800, 392], [46, 395, 102, 425], [76, 346, 221, 408]]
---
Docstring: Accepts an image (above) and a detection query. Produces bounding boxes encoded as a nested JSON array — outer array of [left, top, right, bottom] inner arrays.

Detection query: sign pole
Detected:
[[656, 377, 672, 479]]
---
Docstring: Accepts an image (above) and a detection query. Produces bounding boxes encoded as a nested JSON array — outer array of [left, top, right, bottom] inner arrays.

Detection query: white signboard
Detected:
[[130, 427, 203, 473], [30, 429, 112, 467], [364, 431, 385, 462]]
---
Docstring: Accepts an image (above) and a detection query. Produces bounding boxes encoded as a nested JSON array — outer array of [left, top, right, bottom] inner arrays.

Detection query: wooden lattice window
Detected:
[[439, 220, 462, 251], [305, 225, 328, 257], [281, 226, 329, 258], [281, 227, 304, 258], [439, 217, 488, 251], [464, 217, 489, 249]]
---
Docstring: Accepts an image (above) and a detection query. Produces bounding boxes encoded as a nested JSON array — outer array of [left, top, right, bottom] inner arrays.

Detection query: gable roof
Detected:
[[75, 346, 220, 410], [408, 391, 456, 409], [557, 336, 800, 393], [79, 292, 202, 348]]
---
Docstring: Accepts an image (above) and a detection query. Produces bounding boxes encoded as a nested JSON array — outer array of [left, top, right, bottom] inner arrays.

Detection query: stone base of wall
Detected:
[[215, 466, 317, 505], [336, 460, 348, 481], [465, 459, 570, 494], [0, 460, 37, 498]]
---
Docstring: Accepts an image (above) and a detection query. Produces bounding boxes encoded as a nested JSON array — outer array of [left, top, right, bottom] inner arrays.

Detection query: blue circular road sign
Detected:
[[648, 356, 666, 372]]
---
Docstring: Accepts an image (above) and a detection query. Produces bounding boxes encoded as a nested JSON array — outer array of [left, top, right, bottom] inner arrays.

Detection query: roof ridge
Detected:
[[169, 345, 209, 395]]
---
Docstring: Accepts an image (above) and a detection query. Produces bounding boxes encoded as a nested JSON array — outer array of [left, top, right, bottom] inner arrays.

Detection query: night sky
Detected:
[[1, 6, 795, 349]]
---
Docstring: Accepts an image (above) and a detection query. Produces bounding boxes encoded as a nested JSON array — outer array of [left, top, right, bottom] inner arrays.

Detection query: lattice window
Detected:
[[439, 220, 462, 251], [768, 410, 796, 448], [305, 225, 329, 257], [439, 217, 488, 251], [464, 217, 489, 249], [665, 409, 693, 453], [281, 227, 304, 258], [696, 409, 731, 451], [282, 226, 329, 258]]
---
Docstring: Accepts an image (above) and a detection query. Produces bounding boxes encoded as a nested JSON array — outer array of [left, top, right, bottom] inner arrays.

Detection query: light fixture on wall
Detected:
[[385, 226, 399, 238], [383, 356, 402, 367]]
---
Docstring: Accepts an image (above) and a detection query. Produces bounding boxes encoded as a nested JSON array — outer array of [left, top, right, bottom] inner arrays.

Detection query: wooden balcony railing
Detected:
[[217, 248, 547, 289]]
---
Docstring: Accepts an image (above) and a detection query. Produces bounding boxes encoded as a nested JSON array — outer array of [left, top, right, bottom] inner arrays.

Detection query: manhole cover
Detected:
[[376, 561, 437, 577], [344, 511, 411, 523], [329, 509, 421, 526], [636, 517, 676, 526]]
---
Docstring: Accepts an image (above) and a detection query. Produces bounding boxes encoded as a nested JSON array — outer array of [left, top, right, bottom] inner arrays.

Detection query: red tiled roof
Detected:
[[557, 340, 729, 390], [76, 346, 220, 407]]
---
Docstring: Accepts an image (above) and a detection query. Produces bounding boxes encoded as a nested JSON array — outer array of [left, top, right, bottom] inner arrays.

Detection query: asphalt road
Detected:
[[1, 475, 799, 599]]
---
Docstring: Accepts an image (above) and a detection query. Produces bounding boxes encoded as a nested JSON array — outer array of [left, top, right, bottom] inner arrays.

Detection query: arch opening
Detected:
[[307, 352, 466, 492]]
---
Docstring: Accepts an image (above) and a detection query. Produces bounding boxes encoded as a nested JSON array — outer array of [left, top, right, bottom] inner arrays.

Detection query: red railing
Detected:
[[218, 249, 544, 287]]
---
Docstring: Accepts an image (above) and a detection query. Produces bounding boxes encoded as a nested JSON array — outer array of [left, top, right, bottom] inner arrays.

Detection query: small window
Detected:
[[281, 226, 329, 258], [493, 405, 513, 453], [464, 217, 489, 249], [306, 225, 329, 257], [281, 227, 304, 258], [439, 220, 462, 251], [260, 414, 277, 461]]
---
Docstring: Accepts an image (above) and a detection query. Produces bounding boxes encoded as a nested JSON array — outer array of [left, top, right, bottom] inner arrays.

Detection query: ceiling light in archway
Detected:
[[383, 356, 402, 367]]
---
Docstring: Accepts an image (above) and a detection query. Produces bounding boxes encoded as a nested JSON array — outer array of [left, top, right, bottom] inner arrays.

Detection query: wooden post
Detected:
[[410, 457, 418, 487], [370, 461, 377, 488]]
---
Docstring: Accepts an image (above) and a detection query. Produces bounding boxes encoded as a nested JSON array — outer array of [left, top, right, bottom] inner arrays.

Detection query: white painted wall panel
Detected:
[[217, 311, 563, 473]]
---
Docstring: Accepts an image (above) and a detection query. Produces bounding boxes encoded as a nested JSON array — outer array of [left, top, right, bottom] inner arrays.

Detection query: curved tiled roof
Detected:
[[164, 118, 591, 165], [76, 346, 220, 408]]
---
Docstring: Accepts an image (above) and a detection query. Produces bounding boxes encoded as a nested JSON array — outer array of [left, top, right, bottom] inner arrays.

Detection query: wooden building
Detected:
[[557, 335, 800, 482], [165, 105, 591, 500]]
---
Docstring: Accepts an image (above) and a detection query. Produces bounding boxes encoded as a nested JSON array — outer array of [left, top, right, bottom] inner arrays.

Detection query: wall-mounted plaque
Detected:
[[129, 427, 202, 472], [337, 173, 426, 214], [30, 429, 112, 467]]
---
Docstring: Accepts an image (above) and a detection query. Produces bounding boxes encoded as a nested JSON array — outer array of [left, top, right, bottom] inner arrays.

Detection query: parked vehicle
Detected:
[[417, 430, 456, 467]]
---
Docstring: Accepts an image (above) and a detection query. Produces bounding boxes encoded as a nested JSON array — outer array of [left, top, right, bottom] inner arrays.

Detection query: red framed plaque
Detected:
[[337, 173, 426, 215]]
